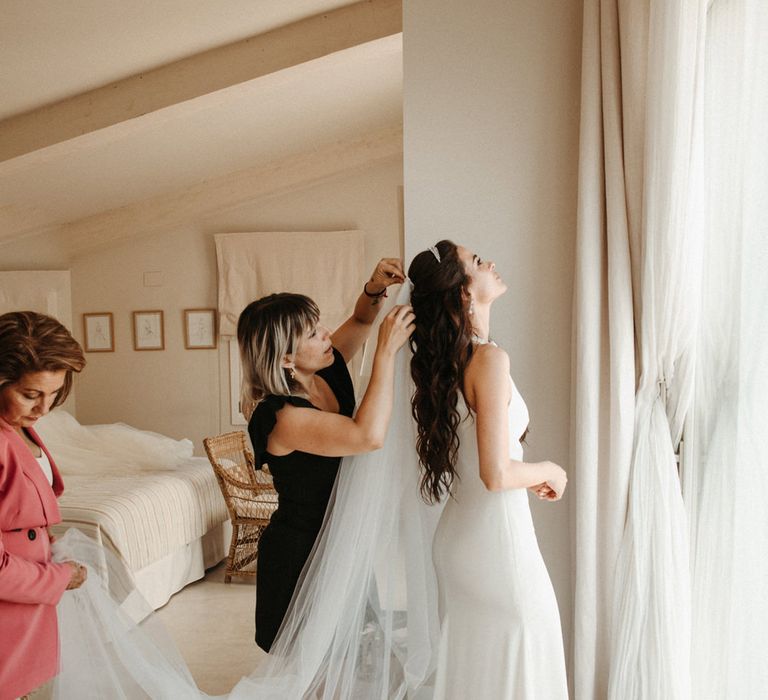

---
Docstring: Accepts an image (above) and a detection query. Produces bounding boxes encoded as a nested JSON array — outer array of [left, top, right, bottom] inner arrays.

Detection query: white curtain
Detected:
[[575, 1, 767, 698], [214, 230, 364, 337], [571, 1, 637, 696], [607, 1, 706, 698], [574, 0, 706, 697], [688, 1, 768, 697]]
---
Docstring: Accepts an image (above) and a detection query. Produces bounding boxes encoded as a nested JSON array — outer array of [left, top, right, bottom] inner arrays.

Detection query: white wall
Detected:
[[404, 0, 582, 663]]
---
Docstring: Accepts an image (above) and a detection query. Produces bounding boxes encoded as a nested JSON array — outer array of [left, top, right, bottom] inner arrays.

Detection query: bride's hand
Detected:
[[538, 461, 567, 500], [529, 482, 557, 500]]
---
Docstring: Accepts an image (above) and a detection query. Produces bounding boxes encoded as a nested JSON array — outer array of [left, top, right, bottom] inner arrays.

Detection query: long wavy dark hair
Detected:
[[408, 240, 474, 503]]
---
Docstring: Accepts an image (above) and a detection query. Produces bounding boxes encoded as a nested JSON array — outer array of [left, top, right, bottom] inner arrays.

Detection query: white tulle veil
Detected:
[[52, 283, 445, 699]]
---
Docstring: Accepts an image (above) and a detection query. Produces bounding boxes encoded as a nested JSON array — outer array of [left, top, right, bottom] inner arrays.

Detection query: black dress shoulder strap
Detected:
[[248, 394, 312, 466]]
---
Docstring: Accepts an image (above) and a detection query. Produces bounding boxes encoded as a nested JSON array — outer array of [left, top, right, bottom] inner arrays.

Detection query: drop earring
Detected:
[[468, 298, 475, 316], [289, 368, 296, 380]]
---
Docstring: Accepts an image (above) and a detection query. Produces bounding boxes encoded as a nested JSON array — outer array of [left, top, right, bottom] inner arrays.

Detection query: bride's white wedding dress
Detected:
[[432, 363, 568, 699]]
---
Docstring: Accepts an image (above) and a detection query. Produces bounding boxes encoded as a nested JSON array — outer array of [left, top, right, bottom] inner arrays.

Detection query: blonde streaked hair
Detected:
[[0, 311, 86, 407], [237, 293, 320, 420]]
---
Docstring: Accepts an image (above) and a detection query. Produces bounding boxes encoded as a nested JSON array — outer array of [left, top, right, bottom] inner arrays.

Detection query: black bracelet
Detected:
[[363, 281, 387, 298]]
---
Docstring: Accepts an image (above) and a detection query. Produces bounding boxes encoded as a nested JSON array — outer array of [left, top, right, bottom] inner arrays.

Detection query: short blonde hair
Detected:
[[236, 293, 320, 419], [0, 311, 86, 407]]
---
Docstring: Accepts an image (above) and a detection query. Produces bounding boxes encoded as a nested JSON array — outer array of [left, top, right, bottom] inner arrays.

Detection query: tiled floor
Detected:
[[155, 563, 267, 696]]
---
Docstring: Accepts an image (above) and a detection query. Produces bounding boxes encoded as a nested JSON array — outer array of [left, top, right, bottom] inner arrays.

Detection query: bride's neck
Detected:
[[470, 305, 491, 342]]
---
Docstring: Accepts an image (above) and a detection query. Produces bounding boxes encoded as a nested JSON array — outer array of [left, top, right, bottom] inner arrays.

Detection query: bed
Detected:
[[37, 410, 230, 610]]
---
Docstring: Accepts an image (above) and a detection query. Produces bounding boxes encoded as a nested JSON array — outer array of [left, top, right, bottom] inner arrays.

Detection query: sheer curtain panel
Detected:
[[688, 1, 768, 697], [607, 1, 706, 698]]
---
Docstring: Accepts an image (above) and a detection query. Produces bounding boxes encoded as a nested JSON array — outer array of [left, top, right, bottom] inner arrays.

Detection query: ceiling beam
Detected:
[[0, 0, 402, 165], [1, 124, 402, 257]]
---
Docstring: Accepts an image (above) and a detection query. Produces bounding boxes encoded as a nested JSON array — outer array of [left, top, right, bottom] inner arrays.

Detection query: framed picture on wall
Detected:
[[132, 310, 164, 351], [184, 308, 217, 349], [83, 312, 114, 352]]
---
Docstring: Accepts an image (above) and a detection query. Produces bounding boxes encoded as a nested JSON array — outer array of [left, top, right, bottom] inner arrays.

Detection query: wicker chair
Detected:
[[203, 431, 278, 583]]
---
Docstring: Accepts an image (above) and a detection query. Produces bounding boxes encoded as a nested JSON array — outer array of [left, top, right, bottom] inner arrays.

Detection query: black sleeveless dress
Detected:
[[248, 348, 355, 652]]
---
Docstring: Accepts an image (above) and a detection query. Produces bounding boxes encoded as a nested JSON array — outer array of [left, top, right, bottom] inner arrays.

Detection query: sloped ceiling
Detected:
[[0, 0, 403, 253]]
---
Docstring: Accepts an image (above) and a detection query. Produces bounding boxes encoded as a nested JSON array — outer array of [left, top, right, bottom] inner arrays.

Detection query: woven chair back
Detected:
[[203, 431, 277, 523]]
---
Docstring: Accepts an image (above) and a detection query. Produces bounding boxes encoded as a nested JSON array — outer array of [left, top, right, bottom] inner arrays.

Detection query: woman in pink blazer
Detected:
[[0, 312, 88, 700]]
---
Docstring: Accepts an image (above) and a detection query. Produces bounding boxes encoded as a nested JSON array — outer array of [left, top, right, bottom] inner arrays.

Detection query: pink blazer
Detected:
[[0, 421, 71, 700]]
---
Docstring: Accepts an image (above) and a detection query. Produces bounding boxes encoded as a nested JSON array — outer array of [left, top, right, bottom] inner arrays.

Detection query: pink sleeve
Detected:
[[0, 530, 71, 606]]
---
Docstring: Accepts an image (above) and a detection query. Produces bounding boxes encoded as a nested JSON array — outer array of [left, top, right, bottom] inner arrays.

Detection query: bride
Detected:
[[52, 241, 568, 699], [409, 240, 568, 699]]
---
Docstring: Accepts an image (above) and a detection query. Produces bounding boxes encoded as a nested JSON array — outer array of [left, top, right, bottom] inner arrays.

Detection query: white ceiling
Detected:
[[1, 36, 402, 231], [0, 1, 403, 246]]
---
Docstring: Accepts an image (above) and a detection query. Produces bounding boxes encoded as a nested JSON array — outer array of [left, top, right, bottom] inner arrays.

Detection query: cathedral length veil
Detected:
[[52, 283, 445, 699]]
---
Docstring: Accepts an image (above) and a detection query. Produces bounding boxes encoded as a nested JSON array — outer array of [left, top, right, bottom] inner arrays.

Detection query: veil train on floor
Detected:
[[53, 283, 444, 700]]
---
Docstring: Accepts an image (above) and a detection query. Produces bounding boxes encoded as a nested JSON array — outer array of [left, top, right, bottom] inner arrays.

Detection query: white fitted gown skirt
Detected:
[[431, 378, 568, 699]]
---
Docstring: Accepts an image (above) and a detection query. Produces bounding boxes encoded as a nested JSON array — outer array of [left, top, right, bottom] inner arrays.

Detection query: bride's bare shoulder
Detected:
[[464, 344, 510, 406], [468, 343, 509, 375]]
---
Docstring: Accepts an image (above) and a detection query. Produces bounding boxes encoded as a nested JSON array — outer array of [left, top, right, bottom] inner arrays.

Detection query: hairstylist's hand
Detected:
[[65, 561, 88, 590], [376, 305, 415, 356], [367, 258, 406, 295]]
